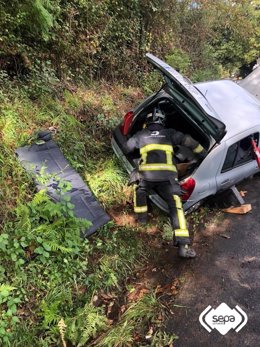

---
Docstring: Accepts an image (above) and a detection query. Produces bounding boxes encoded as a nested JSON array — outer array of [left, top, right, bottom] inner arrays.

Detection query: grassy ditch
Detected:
[[0, 83, 179, 346]]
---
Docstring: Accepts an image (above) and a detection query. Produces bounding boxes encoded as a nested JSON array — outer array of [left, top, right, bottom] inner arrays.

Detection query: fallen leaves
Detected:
[[155, 279, 180, 296], [128, 285, 150, 302]]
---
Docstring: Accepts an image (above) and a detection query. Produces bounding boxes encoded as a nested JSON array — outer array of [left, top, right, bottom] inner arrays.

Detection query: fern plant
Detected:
[[97, 293, 161, 347], [96, 320, 134, 347], [27, 0, 56, 40], [0, 176, 92, 344], [66, 303, 108, 347], [58, 319, 67, 347]]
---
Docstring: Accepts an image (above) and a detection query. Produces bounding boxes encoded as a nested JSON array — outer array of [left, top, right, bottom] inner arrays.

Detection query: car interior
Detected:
[[221, 133, 259, 172]]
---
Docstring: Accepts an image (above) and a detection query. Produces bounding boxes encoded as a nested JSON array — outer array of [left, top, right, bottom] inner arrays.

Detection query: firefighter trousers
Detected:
[[134, 180, 190, 245]]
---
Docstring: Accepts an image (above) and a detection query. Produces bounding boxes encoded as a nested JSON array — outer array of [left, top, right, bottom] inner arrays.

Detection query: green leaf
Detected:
[[13, 298, 21, 304], [0, 290, 9, 298], [63, 195, 71, 202], [12, 316, 19, 323], [42, 242, 51, 251], [0, 285, 16, 296], [0, 243, 7, 251], [18, 258, 25, 265], [35, 246, 44, 254], [14, 241, 20, 249], [68, 210, 74, 217], [67, 202, 74, 209], [10, 304, 17, 314], [6, 308, 14, 316], [43, 251, 50, 258]]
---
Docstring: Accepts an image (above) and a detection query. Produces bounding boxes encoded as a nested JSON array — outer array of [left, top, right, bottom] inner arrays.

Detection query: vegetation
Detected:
[[1, 0, 260, 86], [0, 84, 178, 346], [0, 0, 259, 345]]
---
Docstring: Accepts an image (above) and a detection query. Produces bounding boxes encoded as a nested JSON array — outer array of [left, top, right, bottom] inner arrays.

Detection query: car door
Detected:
[[216, 132, 259, 191], [146, 53, 226, 145]]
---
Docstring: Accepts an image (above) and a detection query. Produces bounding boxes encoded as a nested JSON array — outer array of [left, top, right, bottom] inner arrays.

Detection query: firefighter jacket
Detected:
[[125, 125, 205, 182]]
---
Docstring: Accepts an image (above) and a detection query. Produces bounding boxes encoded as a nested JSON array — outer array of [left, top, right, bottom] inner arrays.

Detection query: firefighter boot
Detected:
[[136, 212, 147, 224], [178, 244, 196, 258]]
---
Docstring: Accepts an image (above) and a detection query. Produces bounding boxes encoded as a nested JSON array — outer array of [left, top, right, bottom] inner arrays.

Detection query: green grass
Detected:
[[87, 158, 130, 207], [96, 293, 177, 347], [0, 82, 177, 346]]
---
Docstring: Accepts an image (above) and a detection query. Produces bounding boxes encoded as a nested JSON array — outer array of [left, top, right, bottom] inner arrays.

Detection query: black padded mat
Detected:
[[16, 140, 110, 236]]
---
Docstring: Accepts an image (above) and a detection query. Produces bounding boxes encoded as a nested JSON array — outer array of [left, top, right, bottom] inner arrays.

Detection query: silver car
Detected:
[[112, 54, 260, 212]]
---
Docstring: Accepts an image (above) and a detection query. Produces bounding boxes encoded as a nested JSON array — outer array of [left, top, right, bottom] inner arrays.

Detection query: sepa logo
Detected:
[[199, 303, 248, 335]]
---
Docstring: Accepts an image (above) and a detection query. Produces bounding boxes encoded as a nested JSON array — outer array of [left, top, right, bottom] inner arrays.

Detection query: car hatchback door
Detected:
[[146, 53, 226, 145]]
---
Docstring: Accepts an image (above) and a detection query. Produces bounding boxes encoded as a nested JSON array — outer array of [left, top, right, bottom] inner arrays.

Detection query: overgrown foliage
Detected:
[[1, 1, 260, 345], [0, 0, 259, 86], [0, 83, 177, 345]]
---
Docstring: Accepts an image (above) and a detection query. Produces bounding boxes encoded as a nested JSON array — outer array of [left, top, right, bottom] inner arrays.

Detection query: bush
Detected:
[[165, 48, 191, 74]]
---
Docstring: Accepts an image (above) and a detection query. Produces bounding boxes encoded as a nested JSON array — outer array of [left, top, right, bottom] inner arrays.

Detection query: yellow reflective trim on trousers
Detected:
[[177, 210, 187, 230], [133, 185, 147, 213], [166, 150, 172, 165], [173, 195, 187, 230], [134, 206, 148, 213], [139, 164, 177, 171], [140, 144, 173, 154], [175, 229, 189, 237], [173, 195, 182, 209], [193, 144, 204, 154]]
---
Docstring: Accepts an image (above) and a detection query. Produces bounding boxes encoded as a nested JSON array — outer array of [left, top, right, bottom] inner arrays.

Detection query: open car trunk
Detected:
[[146, 53, 226, 143], [127, 90, 211, 179]]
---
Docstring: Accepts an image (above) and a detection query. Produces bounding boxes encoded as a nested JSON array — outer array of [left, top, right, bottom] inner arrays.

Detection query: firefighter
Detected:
[[126, 107, 206, 258]]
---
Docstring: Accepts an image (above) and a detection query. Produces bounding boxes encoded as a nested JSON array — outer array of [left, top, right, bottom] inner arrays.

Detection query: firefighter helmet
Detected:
[[146, 108, 166, 126]]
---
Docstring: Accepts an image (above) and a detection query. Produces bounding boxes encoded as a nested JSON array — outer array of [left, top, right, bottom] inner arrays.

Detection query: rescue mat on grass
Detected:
[[16, 139, 110, 237]]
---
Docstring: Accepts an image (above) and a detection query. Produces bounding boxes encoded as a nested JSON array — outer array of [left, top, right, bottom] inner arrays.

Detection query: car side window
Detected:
[[222, 133, 259, 172]]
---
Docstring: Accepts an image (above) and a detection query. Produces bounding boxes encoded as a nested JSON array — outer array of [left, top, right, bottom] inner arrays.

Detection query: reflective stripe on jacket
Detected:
[[127, 128, 177, 181], [126, 125, 205, 182]]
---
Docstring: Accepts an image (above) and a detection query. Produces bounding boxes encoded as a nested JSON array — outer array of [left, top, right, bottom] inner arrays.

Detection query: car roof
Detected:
[[195, 80, 260, 140]]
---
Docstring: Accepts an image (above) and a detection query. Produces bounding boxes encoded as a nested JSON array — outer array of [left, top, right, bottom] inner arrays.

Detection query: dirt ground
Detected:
[[165, 176, 260, 347], [108, 175, 259, 346]]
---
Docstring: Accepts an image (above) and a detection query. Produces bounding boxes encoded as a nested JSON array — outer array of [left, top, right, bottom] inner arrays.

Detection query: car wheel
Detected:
[[185, 199, 205, 214]]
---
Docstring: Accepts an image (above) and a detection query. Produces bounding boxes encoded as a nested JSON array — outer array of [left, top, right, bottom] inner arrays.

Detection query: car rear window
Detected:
[[222, 133, 259, 172]]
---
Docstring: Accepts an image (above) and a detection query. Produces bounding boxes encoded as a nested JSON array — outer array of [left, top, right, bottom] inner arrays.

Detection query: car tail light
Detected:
[[120, 111, 134, 135], [180, 177, 196, 201]]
